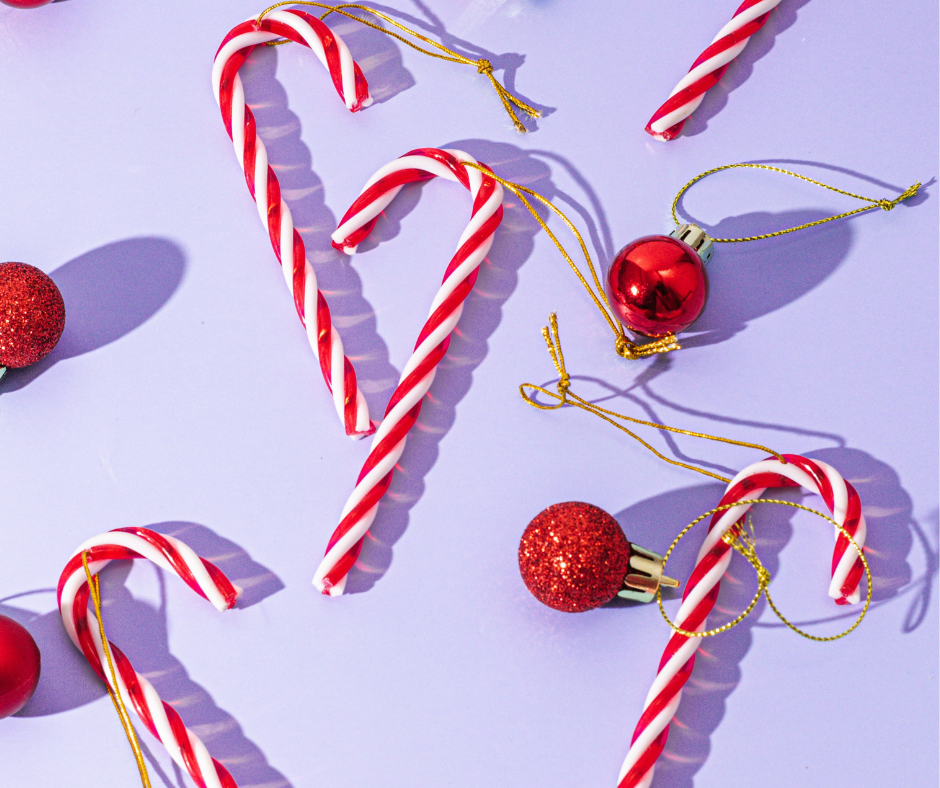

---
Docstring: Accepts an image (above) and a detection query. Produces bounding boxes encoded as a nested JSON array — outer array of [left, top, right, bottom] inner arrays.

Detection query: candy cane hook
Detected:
[[214, 10, 375, 439], [58, 528, 242, 788], [618, 454, 866, 788], [313, 148, 504, 595]]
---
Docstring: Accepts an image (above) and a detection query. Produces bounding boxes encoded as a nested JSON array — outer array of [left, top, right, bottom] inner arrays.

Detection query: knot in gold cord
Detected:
[[615, 333, 681, 360], [255, 3, 541, 132], [518, 314, 788, 485], [879, 181, 920, 210], [614, 335, 634, 359]]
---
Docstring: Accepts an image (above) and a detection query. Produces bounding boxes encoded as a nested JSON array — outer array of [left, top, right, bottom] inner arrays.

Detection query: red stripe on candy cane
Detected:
[[645, 0, 783, 141], [618, 455, 866, 788], [313, 148, 504, 595], [213, 10, 374, 439], [58, 528, 242, 788]]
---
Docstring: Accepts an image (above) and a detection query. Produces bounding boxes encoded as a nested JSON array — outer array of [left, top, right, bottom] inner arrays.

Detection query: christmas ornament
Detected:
[[604, 225, 710, 338], [475, 162, 920, 355], [518, 502, 679, 612], [519, 316, 870, 788], [646, 0, 783, 141], [314, 148, 503, 595], [214, 4, 538, 439], [58, 528, 241, 788], [0, 0, 54, 8], [0, 614, 41, 719], [0, 262, 66, 376], [619, 458, 869, 788]]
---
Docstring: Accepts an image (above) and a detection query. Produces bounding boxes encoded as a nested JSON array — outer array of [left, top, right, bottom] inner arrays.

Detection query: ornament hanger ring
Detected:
[[657, 498, 871, 641]]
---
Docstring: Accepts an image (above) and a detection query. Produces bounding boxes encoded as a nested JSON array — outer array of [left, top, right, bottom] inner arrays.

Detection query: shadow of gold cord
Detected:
[[460, 162, 676, 360], [255, 2, 541, 131], [519, 313, 786, 484], [82, 552, 152, 788], [673, 163, 921, 243], [459, 162, 919, 359], [656, 499, 871, 641]]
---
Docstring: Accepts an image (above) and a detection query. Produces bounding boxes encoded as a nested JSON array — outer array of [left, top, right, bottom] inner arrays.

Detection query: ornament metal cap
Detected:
[[669, 223, 713, 266], [619, 543, 680, 604]]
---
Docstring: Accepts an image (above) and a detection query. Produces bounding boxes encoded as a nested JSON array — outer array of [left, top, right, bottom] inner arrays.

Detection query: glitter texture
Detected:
[[518, 501, 631, 613], [0, 262, 66, 368]]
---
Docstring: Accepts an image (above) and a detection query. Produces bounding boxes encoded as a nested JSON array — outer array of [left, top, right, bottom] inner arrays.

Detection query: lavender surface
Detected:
[[0, 2, 936, 787]]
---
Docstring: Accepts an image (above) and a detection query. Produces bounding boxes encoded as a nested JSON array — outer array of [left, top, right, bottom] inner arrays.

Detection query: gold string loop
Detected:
[[673, 163, 921, 243], [656, 499, 871, 641], [82, 552, 152, 788], [459, 162, 679, 362], [519, 313, 785, 484], [256, 2, 541, 132]]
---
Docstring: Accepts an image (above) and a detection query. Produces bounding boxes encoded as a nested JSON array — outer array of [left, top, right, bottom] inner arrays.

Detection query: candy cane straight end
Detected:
[[333, 239, 358, 256], [315, 148, 504, 595], [313, 573, 347, 596], [215, 10, 377, 440], [644, 0, 782, 142], [644, 121, 681, 142]]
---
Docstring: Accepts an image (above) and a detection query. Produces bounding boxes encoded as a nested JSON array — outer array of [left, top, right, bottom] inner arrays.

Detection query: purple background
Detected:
[[0, 1, 937, 786]]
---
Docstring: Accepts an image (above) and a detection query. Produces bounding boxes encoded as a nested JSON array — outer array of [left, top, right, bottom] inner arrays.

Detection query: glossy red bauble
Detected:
[[605, 235, 708, 337], [519, 502, 632, 613], [0, 262, 66, 368], [0, 615, 41, 719], [0, 0, 54, 7]]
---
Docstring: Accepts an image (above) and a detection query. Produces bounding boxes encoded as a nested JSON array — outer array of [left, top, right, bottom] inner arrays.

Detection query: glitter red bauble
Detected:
[[519, 502, 632, 613], [0, 615, 41, 719], [605, 235, 708, 337], [0, 0, 54, 7], [0, 262, 66, 368]]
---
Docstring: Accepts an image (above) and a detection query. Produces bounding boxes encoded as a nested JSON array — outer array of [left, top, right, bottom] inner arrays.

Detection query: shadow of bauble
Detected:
[[0, 596, 108, 717], [682, 208, 852, 347], [1, 237, 185, 392]]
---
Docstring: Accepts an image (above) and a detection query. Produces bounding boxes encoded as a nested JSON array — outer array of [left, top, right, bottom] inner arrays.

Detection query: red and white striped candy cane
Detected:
[[58, 528, 242, 788], [645, 0, 782, 141], [312, 148, 504, 595], [213, 10, 375, 438], [618, 454, 866, 788]]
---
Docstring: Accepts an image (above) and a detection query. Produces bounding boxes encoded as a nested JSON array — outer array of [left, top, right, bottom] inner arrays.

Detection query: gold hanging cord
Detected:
[[460, 162, 664, 360], [464, 162, 919, 359], [82, 551, 152, 788], [673, 163, 920, 243], [519, 312, 785, 485], [656, 499, 871, 641], [256, 2, 541, 132]]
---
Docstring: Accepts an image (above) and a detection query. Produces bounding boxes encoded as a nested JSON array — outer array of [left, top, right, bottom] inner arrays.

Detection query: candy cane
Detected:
[[213, 10, 375, 438], [645, 0, 782, 141], [312, 148, 504, 595], [618, 454, 866, 788], [58, 528, 242, 788]]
